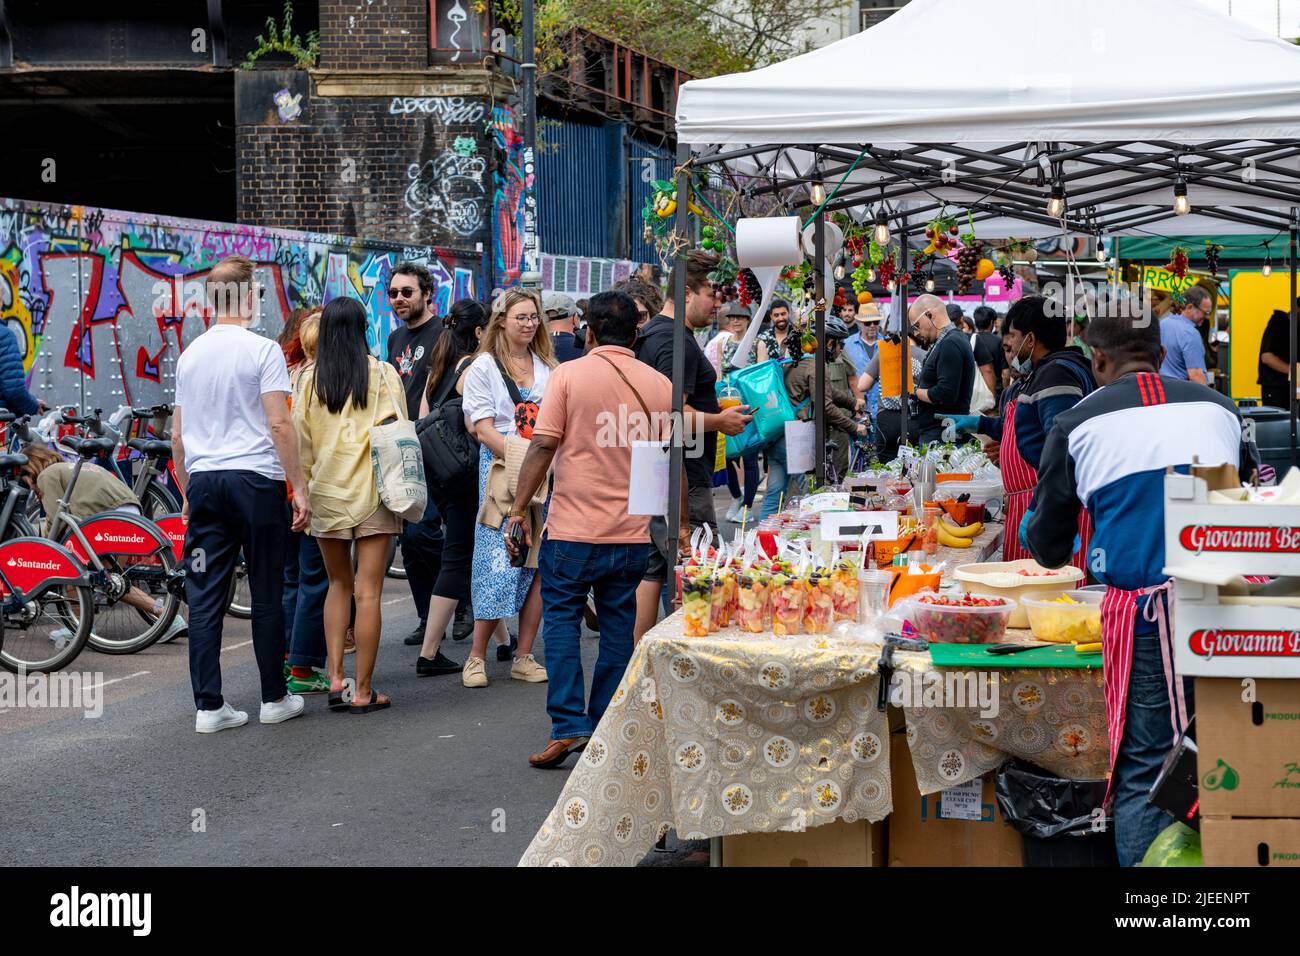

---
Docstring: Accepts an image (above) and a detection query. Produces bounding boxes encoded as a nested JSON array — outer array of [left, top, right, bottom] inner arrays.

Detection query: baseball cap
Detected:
[[543, 292, 578, 319]]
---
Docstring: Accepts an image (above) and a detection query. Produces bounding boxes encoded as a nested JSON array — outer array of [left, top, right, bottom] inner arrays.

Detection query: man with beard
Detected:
[[757, 299, 798, 364], [384, 263, 469, 647]]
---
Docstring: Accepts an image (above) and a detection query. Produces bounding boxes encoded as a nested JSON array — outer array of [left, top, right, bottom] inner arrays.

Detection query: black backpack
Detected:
[[416, 358, 479, 489]]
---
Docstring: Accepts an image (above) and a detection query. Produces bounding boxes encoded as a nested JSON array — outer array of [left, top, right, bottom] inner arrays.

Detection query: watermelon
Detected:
[[1139, 821, 1202, 867]]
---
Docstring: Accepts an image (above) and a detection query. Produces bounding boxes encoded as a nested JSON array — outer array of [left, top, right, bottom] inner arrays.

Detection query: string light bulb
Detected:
[[834, 262, 845, 280], [810, 179, 826, 206], [1263, 256, 1273, 278], [1173, 178, 1190, 216], [1096, 239, 1108, 263], [924, 276, 936, 292], [865, 268, 876, 282], [873, 209, 891, 247], [1046, 183, 1065, 219]]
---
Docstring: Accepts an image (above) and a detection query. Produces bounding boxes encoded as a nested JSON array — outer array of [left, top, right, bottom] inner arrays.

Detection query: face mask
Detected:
[[1010, 334, 1033, 374]]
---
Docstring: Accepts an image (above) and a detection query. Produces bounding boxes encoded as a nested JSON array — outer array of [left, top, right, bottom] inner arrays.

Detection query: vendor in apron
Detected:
[[947, 295, 1095, 564], [1023, 311, 1260, 866]]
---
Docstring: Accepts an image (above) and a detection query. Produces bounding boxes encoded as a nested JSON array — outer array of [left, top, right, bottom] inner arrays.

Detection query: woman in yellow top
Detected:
[[293, 297, 406, 714]]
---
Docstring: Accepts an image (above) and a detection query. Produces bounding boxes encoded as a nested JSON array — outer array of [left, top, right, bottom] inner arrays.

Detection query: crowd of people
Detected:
[[130, 248, 1274, 868]]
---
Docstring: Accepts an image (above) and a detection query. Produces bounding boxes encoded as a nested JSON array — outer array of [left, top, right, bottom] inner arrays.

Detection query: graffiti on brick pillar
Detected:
[[404, 151, 487, 237], [490, 106, 525, 287], [388, 96, 486, 124], [0, 198, 480, 406]]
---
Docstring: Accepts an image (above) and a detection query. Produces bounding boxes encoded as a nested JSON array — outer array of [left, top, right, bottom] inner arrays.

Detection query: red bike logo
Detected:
[[1188, 629, 1300, 659], [0, 540, 82, 594], [67, 517, 165, 562], [153, 515, 187, 562], [1179, 524, 1300, 555]]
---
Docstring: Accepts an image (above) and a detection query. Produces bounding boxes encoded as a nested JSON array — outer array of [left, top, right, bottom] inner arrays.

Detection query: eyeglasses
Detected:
[[510, 313, 542, 326], [388, 287, 418, 299]]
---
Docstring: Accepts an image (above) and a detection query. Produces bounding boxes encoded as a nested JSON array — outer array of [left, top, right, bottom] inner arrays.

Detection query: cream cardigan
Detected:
[[294, 357, 406, 534]]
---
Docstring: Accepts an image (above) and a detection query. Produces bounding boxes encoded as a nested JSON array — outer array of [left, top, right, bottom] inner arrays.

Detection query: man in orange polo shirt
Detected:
[[507, 290, 673, 768]]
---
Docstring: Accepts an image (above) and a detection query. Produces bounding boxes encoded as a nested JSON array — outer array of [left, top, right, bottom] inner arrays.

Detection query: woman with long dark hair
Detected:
[[412, 298, 493, 676], [293, 297, 406, 713]]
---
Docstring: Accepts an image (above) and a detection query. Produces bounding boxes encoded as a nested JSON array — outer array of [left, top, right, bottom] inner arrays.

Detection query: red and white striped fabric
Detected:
[[1099, 579, 1185, 803], [999, 398, 1092, 567]]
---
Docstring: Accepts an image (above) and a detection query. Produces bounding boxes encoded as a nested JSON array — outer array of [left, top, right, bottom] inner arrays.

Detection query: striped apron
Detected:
[[1099, 580, 1186, 802], [999, 396, 1093, 567]]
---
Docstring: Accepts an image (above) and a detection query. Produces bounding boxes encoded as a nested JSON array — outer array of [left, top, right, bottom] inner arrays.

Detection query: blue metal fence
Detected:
[[629, 137, 672, 264], [538, 118, 611, 259]]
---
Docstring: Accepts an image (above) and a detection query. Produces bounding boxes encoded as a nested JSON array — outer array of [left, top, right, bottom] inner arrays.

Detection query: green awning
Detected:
[[1116, 235, 1288, 262]]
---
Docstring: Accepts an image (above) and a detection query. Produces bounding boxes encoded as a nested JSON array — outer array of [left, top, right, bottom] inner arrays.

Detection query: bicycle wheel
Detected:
[[141, 480, 180, 521], [385, 535, 406, 580], [226, 554, 252, 618], [0, 583, 94, 674], [85, 547, 181, 655]]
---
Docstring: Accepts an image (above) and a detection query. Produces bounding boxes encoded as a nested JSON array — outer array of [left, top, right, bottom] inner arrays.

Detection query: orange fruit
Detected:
[[857, 291, 873, 304], [975, 258, 997, 280]]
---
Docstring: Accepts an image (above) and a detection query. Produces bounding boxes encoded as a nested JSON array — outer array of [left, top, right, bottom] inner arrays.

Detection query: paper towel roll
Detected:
[[801, 220, 844, 260], [736, 217, 802, 269]]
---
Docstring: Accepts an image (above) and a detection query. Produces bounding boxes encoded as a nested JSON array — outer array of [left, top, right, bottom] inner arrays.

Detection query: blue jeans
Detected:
[[758, 438, 806, 520], [283, 523, 328, 669], [539, 538, 648, 740], [726, 450, 761, 509], [1112, 632, 1193, 866]]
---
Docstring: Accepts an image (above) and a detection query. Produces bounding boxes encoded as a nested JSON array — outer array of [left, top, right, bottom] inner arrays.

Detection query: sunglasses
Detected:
[[388, 287, 418, 299]]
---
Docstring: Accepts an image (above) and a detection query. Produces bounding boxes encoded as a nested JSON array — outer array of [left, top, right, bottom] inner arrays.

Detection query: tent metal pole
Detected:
[[899, 215, 910, 449], [668, 142, 690, 555], [1290, 207, 1297, 469], [814, 210, 826, 486]]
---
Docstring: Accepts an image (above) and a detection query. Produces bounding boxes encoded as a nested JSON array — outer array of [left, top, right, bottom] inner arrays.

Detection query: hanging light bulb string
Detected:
[[801, 145, 869, 228]]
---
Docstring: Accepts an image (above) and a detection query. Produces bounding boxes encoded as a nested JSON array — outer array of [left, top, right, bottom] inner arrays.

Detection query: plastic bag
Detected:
[[994, 759, 1110, 839]]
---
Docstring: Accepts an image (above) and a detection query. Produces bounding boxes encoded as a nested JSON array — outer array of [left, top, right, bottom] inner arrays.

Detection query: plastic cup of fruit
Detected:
[[829, 565, 860, 623], [1021, 589, 1103, 644], [683, 576, 712, 637], [709, 570, 734, 631], [803, 573, 834, 634], [902, 592, 1015, 644], [770, 573, 805, 636], [735, 573, 770, 634]]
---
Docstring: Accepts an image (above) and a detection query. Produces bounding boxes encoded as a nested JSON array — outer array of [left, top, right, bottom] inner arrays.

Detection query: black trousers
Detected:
[[1262, 384, 1292, 410], [400, 496, 444, 623], [184, 470, 289, 710], [430, 487, 474, 603], [874, 408, 920, 463]]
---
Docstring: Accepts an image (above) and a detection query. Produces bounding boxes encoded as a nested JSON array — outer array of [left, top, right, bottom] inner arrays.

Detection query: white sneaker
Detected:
[[158, 614, 188, 644], [724, 499, 744, 523], [195, 702, 249, 734], [259, 694, 305, 724], [49, 627, 75, 648]]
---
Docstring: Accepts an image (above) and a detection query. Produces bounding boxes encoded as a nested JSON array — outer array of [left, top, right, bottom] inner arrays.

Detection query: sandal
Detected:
[[349, 689, 391, 714], [327, 687, 351, 711]]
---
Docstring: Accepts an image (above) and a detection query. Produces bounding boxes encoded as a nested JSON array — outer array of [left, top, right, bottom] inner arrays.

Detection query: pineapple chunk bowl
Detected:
[[1020, 590, 1103, 644]]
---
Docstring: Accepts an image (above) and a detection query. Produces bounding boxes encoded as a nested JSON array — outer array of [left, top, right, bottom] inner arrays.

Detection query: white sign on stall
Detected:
[[820, 510, 900, 542], [627, 442, 670, 516], [785, 419, 816, 475]]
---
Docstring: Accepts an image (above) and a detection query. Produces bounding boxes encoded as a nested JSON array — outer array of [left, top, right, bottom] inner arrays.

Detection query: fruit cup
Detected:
[[735, 572, 770, 634], [682, 574, 712, 637], [803, 572, 835, 634], [830, 564, 860, 622], [709, 568, 734, 631], [769, 573, 805, 636]]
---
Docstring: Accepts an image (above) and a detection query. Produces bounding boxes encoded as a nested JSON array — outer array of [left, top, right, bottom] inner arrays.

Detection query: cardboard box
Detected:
[[721, 818, 885, 867], [1196, 677, 1300, 818], [1201, 818, 1300, 866], [887, 731, 1023, 866]]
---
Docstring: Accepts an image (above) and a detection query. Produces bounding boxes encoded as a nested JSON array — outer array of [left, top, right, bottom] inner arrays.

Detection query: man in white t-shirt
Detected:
[[172, 255, 312, 734]]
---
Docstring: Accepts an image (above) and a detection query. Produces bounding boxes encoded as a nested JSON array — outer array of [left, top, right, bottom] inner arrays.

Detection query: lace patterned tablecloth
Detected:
[[520, 613, 1108, 867]]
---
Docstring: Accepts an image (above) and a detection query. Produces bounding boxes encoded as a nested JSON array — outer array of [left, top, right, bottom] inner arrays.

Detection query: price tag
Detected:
[[938, 778, 983, 821], [820, 510, 899, 543], [799, 492, 850, 515]]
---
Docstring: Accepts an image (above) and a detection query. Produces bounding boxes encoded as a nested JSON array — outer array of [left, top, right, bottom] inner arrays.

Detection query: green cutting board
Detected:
[[926, 642, 1103, 669]]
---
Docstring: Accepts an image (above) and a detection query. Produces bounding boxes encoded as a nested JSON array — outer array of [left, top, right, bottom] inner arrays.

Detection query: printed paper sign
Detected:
[[799, 492, 849, 515], [627, 442, 670, 516], [820, 510, 899, 542], [785, 420, 816, 475], [938, 779, 983, 821]]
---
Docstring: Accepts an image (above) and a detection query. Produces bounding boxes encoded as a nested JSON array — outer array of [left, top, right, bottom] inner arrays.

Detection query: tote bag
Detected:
[[370, 365, 428, 522], [717, 379, 768, 460], [729, 359, 795, 443], [968, 333, 995, 415]]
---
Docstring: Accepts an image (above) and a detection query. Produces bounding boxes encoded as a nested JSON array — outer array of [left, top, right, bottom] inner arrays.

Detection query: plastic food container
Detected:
[[1021, 590, 1103, 644], [954, 559, 1085, 628], [901, 592, 1016, 644]]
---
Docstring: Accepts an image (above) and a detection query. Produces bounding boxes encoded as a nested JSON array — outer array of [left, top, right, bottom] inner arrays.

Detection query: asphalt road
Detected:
[[0, 575, 704, 867]]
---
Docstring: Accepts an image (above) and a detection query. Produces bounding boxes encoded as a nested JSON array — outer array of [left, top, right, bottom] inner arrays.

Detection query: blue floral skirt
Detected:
[[471, 444, 537, 621]]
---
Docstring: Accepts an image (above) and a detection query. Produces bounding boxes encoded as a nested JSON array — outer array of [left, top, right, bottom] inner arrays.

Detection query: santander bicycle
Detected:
[[0, 427, 182, 673]]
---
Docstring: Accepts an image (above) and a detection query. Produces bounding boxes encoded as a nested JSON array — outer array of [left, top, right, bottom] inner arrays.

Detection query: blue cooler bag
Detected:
[[729, 359, 795, 443]]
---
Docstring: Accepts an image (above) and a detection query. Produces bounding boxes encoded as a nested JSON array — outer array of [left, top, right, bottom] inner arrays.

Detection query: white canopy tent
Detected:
[[658, 0, 1300, 525]]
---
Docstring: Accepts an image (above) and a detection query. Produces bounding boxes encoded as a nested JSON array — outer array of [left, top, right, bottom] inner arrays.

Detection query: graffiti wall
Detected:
[[490, 105, 526, 288], [0, 198, 478, 411]]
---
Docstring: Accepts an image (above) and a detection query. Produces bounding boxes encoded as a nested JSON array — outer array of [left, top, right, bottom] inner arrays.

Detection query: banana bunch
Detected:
[[935, 517, 983, 550]]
